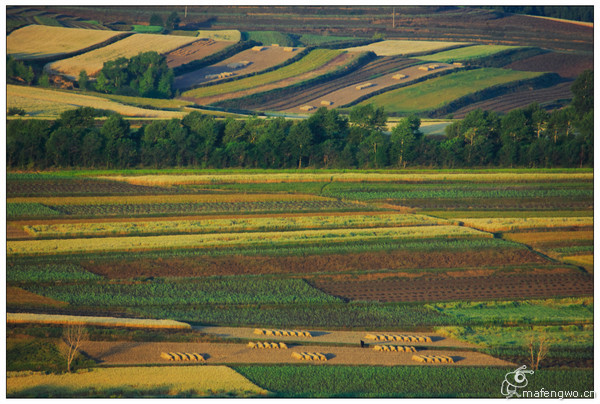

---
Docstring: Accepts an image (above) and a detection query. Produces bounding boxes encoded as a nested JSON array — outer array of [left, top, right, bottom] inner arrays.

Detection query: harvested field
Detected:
[[7, 225, 490, 256], [100, 171, 593, 186], [451, 81, 574, 118], [505, 52, 594, 78], [7, 312, 191, 329], [7, 85, 185, 119], [7, 366, 267, 397], [165, 38, 235, 69], [232, 56, 418, 111], [285, 62, 460, 113], [197, 29, 241, 42], [7, 25, 125, 60], [7, 286, 67, 307], [174, 45, 303, 90], [83, 248, 548, 279], [313, 272, 594, 302], [78, 341, 512, 367], [196, 326, 475, 347], [181, 51, 356, 105], [345, 40, 470, 56], [47, 33, 199, 78]]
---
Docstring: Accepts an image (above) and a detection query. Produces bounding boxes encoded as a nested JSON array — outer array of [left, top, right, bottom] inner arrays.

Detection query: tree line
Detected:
[[7, 70, 592, 170]]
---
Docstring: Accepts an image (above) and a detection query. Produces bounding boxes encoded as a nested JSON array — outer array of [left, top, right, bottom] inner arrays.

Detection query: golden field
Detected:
[[7, 85, 186, 119], [197, 29, 241, 42], [7, 312, 191, 329], [100, 171, 594, 186], [7, 366, 268, 397], [458, 217, 593, 232], [47, 33, 200, 77], [345, 40, 470, 56], [504, 230, 594, 245], [7, 225, 490, 256], [7, 25, 125, 60], [23, 213, 447, 238]]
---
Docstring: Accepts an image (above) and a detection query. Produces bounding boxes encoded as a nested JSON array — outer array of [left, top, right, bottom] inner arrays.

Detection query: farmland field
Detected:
[[357, 68, 543, 114], [4, 4, 595, 399], [7, 25, 127, 60], [47, 33, 200, 77]]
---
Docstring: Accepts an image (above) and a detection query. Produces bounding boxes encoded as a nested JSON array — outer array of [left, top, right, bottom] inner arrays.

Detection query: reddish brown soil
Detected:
[[165, 39, 234, 68], [7, 286, 67, 307], [82, 248, 548, 279], [505, 52, 593, 78], [313, 272, 594, 302], [174, 46, 304, 90]]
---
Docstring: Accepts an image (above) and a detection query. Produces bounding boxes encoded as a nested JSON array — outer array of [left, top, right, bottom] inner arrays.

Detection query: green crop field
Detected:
[[358, 68, 542, 114]]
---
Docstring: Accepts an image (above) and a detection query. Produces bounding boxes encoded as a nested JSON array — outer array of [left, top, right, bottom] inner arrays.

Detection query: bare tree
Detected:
[[528, 332, 550, 370], [63, 324, 87, 373]]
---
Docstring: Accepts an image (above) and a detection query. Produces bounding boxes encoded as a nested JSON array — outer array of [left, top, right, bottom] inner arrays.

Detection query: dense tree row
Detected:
[[7, 71, 593, 170], [486, 6, 593, 22], [81, 51, 174, 98]]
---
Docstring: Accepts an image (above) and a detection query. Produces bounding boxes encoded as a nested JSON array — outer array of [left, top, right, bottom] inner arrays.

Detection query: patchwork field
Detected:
[[47, 33, 200, 78], [7, 85, 186, 119], [7, 25, 127, 60], [174, 45, 304, 90], [165, 38, 236, 69], [345, 40, 471, 56], [357, 68, 543, 114]]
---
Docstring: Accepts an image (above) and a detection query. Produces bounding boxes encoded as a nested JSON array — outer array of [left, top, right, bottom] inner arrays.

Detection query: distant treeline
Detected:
[[486, 6, 593, 23], [7, 71, 593, 170]]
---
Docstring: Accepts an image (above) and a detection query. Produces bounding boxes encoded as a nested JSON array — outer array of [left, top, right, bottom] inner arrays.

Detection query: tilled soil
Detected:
[[314, 272, 594, 302]]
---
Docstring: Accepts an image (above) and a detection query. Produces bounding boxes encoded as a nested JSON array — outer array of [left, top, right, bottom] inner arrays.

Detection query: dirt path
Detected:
[[80, 341, 514, 367]]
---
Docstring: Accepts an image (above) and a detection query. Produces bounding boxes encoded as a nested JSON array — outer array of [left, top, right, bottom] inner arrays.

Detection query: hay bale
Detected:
[[418, 66, 430, 71], [279, 342, 288, 349], [300, 105, 316, 111], [264, 330, 274, 336], [248, 341, 257, 348], [412, 354, 426, 363], [254, 328, 265, 335], [291, 352, 304, 360], [315, 353, 327, 361], [274, 330, 283, 336], [355, 82, 375, 90], [392, 73, 407, 80], [365, 334, 378, 340], [161, 352, 174, 360], [252, 46, 266, 51], [272, 43, 279, 47], [320, 100, 333, 106], [453, 62, 463, 67], [283, 47, 294, 52]]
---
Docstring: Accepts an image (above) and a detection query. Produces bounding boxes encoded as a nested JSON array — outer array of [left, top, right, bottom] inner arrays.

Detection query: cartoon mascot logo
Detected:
[[501, 365, 534, 398]]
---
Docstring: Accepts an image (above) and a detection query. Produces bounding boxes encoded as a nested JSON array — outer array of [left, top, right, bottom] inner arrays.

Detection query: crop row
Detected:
[[9, 193, 332, 206], [101, 171, 593, 186], [23, 213, 447, 238], [8, 264, 100, 283], [182, 49, 344, 98], [7, 178, 181, 197], [7, 203, 61, 218], [9, 200, 365, 219], [7, 225, 490, 256], [233, 365, 593, 398], [24, 278, 341, 305], [458, 217, 593, 232]]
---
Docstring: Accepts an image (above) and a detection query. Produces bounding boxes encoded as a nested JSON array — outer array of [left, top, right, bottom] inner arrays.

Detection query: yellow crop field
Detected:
[[563, 255, 594, 269], [7, 85, 185, 119], [24, 213, 448, 238], [9, 193, 333, 206], [7, 25, 125, 60], [7, 225, 489, 256], [100, 171, 594, 186], [7, 366, 268, 397], [458, 217, 593, 232], [7, 312, 191, 329], [504, 230, 594, 245], [197, 29, 241, 42], [345, 40, 470, 56], [47, 33, 200, 78]]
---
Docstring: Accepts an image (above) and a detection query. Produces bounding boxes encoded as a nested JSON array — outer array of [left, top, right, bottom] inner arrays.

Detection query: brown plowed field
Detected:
[[174, 46, 304, 90], [165, 39, 234, 69], [283, 63, 459, 113], [236, 56, 417, 110], [452, 82, 574, 118], [180, 52, 357, 105], [82, 248, 548, 279], [79, 341, 513, 367], [314, 272, 594, 302], [505, 52, 593, 78]]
